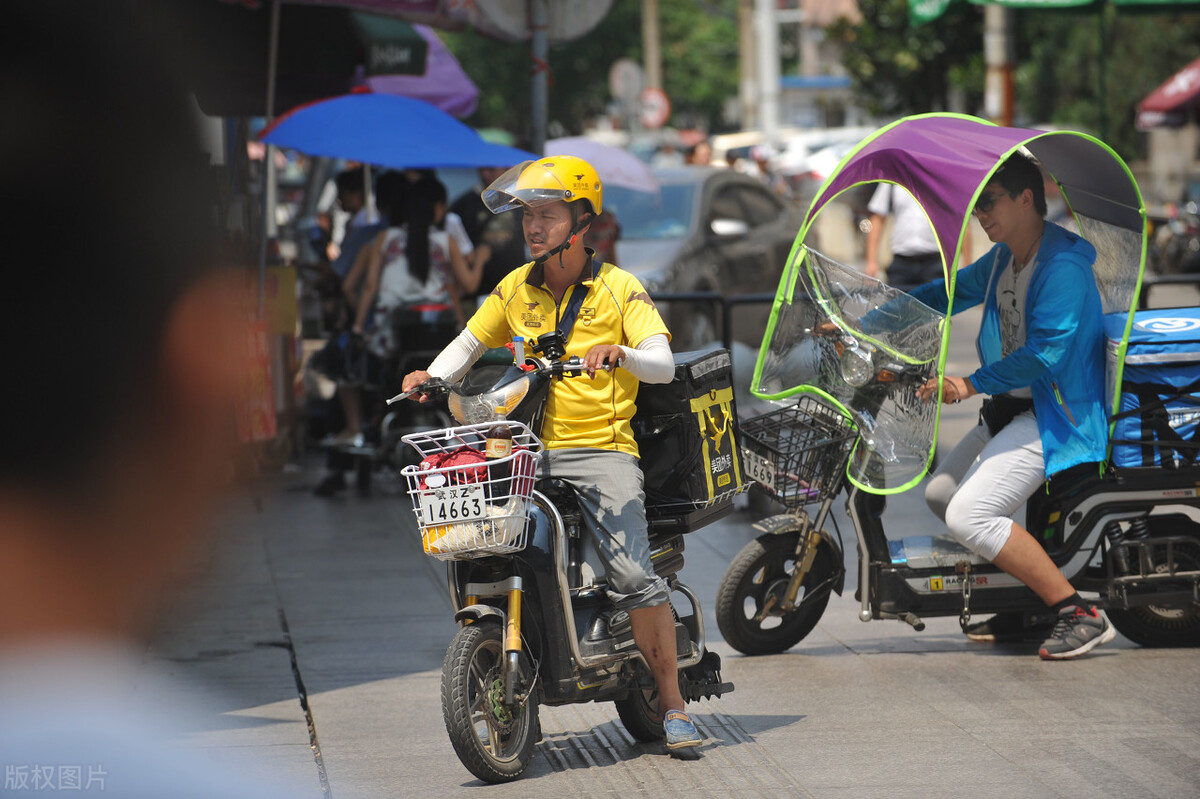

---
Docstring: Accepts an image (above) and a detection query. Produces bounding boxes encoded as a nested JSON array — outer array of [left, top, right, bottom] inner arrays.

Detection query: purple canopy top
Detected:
[[803, 114, 1143, 275]]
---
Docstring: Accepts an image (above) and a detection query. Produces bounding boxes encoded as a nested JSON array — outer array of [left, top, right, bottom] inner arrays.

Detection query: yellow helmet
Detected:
[[482, 155, 603, 217]]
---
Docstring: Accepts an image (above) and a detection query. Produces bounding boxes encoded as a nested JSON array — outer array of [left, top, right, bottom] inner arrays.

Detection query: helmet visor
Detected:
[[482, 160, 576, 214]]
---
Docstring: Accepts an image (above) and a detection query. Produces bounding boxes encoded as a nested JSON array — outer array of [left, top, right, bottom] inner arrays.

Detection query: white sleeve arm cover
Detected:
[[619, 334, 674, 384], [426, 329, 487, 382]]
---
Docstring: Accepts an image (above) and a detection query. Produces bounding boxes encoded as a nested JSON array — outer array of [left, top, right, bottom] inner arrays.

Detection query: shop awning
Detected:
[[1136, 56, 1200, 129]]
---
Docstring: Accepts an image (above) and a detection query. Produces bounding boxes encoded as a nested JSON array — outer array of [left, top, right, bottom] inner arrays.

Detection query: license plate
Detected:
[[741, 448, 775, 486], [419, 483, 486, 526]]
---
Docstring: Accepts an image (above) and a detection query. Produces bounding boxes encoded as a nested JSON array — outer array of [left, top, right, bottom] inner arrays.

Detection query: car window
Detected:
[[736, 184, 784, 227], [604, 183, 695, 240], [709, 185, 746, 223]]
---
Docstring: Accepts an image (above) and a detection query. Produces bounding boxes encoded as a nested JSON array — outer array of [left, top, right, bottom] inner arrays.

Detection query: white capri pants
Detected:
[[924, 411, 1044, 561]]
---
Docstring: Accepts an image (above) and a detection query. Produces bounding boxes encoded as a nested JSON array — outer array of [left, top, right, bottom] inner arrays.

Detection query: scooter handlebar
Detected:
[[386, 377, 451, 405]]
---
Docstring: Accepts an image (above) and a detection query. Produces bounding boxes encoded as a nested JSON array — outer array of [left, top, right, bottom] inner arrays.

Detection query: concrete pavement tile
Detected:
[[147, 368, 1200, 799], [811, 787, 1055, 799], [773, 735, 1058, 797]]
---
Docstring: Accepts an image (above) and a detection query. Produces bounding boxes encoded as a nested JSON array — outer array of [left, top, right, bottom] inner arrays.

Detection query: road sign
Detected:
[[639, 87, 670, 129], [609, 58, 644, 104]]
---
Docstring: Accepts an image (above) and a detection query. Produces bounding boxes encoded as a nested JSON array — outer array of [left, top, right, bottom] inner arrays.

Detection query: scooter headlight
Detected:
[[448, 375, 532, 425], [839, 340, 875, 388]]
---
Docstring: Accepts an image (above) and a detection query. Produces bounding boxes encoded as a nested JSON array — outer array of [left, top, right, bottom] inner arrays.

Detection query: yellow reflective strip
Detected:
[[701, 434, 715, 500], [729, 412, 744, 490], [689, 386, 734, 413]]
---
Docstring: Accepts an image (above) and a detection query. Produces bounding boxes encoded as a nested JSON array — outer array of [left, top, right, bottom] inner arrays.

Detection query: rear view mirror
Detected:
[[710, 218, 750, 237]]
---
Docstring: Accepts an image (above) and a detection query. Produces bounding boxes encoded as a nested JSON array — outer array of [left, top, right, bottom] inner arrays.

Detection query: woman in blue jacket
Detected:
[[911, 152, 1115, 660]]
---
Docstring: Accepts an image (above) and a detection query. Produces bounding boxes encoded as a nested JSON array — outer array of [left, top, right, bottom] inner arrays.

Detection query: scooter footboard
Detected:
[[870, 562, 1039, 621]]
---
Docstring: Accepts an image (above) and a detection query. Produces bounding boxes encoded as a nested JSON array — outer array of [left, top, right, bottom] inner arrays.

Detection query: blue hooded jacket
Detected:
[[910, 221, 1108, 477]]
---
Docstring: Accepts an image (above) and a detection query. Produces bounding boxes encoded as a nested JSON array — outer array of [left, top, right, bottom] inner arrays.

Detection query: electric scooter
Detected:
[[395, 331, 733, 783], [715, 115, 1200, 654]]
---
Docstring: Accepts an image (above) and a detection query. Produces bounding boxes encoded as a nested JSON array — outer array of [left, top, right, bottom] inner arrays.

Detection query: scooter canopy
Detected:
[[753, 114, 1148, 495]]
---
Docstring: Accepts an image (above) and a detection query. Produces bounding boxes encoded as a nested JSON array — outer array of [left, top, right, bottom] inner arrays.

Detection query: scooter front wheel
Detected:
[[441, 622, 538, 783], [715, 531, 835, 655]]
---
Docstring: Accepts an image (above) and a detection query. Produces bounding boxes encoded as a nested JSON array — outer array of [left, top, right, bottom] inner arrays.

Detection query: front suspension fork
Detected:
[[782, 525, 825, 610], [504, 582, 523, 704], [781, 495, 838, 611], [462, 576, 525, 705]]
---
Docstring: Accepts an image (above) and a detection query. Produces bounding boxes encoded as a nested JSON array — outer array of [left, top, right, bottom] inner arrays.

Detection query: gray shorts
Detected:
[[540, 449, 670, 612]]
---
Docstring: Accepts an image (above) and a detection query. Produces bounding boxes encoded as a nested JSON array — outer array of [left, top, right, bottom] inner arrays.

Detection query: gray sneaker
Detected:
[[965, 612, 1055, 642], [1038, 605, 1117, 660]]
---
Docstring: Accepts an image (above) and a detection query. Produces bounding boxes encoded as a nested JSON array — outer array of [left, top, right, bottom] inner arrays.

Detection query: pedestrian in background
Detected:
[[865, 182, 969, 291], [685, 139, 713, 166], [330, 166, 385, 279], [450, 166, 527, 300]]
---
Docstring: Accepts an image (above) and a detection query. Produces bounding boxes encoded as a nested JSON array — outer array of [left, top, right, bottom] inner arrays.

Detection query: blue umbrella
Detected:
[[259, 92, 534, 169]]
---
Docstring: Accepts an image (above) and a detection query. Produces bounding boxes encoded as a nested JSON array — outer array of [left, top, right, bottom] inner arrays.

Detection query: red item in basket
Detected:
[[418, 444, 535, 490], [419, 447, 488, 488]]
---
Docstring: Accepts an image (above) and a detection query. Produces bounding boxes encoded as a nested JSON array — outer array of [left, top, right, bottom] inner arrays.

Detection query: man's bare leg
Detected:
[[628, 603, 686, 713]]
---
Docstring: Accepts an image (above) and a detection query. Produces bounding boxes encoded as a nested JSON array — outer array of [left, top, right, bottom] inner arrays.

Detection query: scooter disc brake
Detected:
[[485, 670, 516, 731], [756, 578, 793, 620]]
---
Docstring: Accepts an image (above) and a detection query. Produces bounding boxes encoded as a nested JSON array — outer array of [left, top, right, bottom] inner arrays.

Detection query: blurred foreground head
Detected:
[[0, 3, 243, 644]]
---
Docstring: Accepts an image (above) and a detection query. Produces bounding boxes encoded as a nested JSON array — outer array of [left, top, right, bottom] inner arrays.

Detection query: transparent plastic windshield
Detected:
[[754, 247, 945, 493], [1075, 214, 1143, 316]]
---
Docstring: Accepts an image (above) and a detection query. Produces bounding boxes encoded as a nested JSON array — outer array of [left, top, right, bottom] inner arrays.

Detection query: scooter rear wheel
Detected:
[[614, 664, 664, 743], [716, 531, 835, 655], [1106, 532, 1200, 647], [441, 622, 539, 783]]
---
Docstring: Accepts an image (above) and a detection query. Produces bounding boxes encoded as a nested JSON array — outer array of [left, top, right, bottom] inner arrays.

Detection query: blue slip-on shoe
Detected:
[[664, 710, 702, 750]]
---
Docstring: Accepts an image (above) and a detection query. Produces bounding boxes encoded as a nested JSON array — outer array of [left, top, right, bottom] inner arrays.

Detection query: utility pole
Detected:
[[755, 0, 780, 146], [642, 0, 662, 91], [983, 6, 1015, 126], [530, 0, 548, 154], [738, 0, 756, 129]]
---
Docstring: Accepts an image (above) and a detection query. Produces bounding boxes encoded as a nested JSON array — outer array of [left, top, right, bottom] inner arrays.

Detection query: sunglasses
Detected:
[[973, 190, 1011, 215]]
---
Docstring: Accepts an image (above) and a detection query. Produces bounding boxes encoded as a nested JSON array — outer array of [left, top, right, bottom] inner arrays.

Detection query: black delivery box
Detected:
[[633, 347, 745, 534]]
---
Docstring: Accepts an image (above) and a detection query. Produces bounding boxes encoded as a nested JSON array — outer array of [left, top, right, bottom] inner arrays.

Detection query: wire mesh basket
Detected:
[[739, 396, 856, 509], [400, 421, 543, 561]]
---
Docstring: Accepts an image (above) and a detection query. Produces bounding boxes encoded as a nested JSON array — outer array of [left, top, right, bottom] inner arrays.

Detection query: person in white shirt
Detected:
[[865, 183, 968, 290]]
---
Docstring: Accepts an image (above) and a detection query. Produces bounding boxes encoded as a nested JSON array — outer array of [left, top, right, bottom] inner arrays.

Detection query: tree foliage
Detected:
[[1016, 8, 1200, 161], [439, 0, 1199, 166], [827, 0, 984, 117]]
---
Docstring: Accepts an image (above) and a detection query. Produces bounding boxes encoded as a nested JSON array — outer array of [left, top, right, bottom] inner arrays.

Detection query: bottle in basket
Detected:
[[484, 423, 513, 500]]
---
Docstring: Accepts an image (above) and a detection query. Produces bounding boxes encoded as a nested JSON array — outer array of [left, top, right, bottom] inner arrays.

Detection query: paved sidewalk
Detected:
[[149, 458, 1200, 798], [147, 304, 1200, 797]]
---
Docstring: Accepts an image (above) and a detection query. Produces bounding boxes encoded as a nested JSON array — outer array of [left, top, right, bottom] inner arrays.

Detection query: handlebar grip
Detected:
[[386, 378, 450, 405]]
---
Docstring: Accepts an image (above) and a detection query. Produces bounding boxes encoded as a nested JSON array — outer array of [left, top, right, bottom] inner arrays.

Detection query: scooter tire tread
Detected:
[[614, 669, 665, 743], [441, 622, 538, 784], [715, 531, 835, 656]]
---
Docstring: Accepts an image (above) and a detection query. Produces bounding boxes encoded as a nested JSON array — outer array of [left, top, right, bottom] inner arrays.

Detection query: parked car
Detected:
[[606, 166, 805, 350]]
